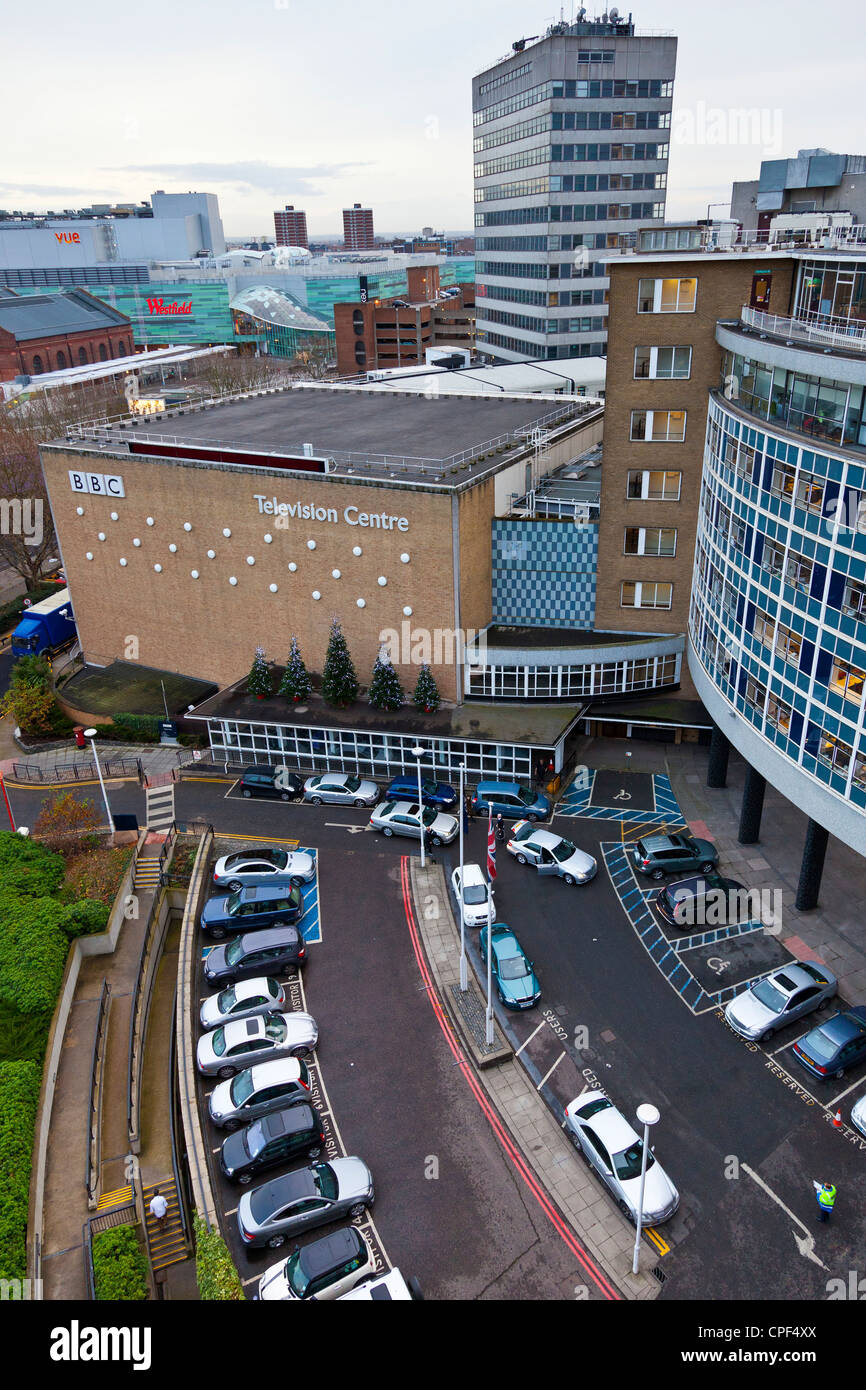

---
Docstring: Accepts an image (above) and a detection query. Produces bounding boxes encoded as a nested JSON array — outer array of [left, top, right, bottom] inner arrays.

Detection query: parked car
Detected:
[[196, 1011, 317, 1078], [631, 833, 718, 881], [338, 1269, 422, 1301], [239, 765, 303, 801], [257, 1227, 377, 1301], [472, 781, 550, 822], [385, 775, 457, 810], [655, 875, 747, 929], [200, 884, 303, 941], [203, 926, 306, 986], [480, 923, 540, 1010], [219, 1104, 325, 1184], [213, 847, 315, 891], [369, 800, 458, 846], [564, 1091, 679, 1225], [208, 1057, 311, 1130], [450, 863, 494, 929], [791, 1007, 866, 1079], [200, 977, 287, 1030], [852, 1094, 866, 1138], [303, 773, 379, 806], [724, 963, 838, 1041], [238, 1157, 374, 1249], [506, 824, 597, 885]]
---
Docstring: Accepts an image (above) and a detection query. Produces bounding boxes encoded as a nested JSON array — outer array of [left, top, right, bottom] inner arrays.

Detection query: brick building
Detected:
[[0, 288, 133, 379], [273, 206, 309, 250], [343, 204, 375, 252], [334, 267, 476, 375]]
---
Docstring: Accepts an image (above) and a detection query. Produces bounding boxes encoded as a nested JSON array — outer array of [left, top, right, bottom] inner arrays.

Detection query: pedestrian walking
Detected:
[[149, 1189, 168, 1230], [535, 758, 546, 787], [466, 791, 476, 822], [462, 802, 470, 837], [495, 812, 505, 843], [424, 825, 436, 863], [813, 1180, 837, 1223]]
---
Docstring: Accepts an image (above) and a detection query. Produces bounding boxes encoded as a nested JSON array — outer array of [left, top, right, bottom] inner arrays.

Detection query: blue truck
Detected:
[[11, 587, 76, 657]]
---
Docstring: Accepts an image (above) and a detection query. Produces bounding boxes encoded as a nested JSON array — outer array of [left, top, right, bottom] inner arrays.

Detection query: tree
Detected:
[[413, 663, 441, 714], [33, 791, 102, 854], [278, 635, 312, 703], [1, 681, 56, 736], [369, 650, 405, 712], [321, 617, 359, 708], [291, 339, 336, 381], [247, 645, 272, 698]]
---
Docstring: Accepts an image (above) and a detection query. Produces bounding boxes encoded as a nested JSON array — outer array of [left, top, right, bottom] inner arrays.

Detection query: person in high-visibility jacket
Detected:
[[813, 1181, 837, 1222]]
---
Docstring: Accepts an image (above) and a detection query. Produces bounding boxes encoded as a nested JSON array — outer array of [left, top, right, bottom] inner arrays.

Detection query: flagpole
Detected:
[[458, 762, 467, 992], [486, 807, 494, 1045]]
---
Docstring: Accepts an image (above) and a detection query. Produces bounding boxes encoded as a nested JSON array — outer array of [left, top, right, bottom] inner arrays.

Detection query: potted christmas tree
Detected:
[[321, 617, 359, 708], [279, 636, 312, 704], [369, 648, 405, 712], [247, 645, 272, 700], [413, 663, 440, 715]]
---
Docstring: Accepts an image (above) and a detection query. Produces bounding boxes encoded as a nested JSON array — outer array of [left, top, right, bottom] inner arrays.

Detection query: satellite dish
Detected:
[[609, 6, 620, 18]]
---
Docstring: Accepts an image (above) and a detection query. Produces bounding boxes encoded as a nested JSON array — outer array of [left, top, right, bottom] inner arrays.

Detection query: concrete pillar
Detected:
[[707, 721, 731, 789], [795, 818, 829, 912], [738, 765, 766, 844]]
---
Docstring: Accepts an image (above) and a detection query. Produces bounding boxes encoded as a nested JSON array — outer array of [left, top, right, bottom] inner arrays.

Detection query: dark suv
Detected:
[[632, 833, 718, 881], [204, 926, 306, 985], [220, 1104, 324, 1183], [656, 875, 748, 929], [201, 883, 303, 940], [240, 765, 303, 801]]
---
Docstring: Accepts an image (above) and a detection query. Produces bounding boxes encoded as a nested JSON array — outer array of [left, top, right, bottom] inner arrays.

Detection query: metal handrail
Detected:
[[85, 979, 111, 1209], [168, 984, 192, 1248], [739, 305, 866, 354]]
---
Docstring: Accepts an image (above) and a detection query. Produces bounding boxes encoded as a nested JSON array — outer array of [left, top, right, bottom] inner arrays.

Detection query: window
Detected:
[[830, 658, 866, 706], [767, 692, 792, 732], [784, 551, 812, 593], [31, 354, 43, 374], [638, 277, 697, 313], [816, 732, 853, 776], [770, 460, 796, 500], [842, 579, 866, 620], [78, 346, 89, 365], [98, 342, 108, 361], [626, 469, 681, 501], [623, 527, 677, 557], [633, 345, 691, 379], [630, 409, 686, 442], [745, 676, 767, 712], [620, 581, 673, 609]]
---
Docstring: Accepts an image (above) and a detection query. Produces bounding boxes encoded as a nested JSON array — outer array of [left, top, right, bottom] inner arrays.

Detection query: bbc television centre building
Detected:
[[41, 378, 695, 781]]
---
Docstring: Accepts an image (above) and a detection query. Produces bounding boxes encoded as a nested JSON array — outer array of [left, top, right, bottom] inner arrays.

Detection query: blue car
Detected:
[[472, 781, 551, 822], [791, 1007, 866, 1079], [385, 775, 457, 810], [479, 923, 540, 1010], [201, 884, 303, 941]]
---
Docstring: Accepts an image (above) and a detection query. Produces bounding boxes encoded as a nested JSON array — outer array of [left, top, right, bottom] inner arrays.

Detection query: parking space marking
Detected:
[[536, 1052, 567, 1090], [213, 832, 301, 847], [515, 1019, 546, 1057], [644, 1227, 670, 1256], [829, 1074, 866, 1107], [674, 922, 767, 953]]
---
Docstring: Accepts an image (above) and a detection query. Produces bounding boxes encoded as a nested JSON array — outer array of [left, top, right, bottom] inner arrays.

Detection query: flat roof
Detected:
[[478, 626, 658, 650]]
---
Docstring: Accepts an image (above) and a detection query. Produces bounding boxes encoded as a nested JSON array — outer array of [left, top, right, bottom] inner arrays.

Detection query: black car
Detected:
[[655, 875, 748, 929], [204, 926, 306, 986], [200, 884, 304, 941], [220, 1104, 324, 1184], [240, 765, 303, 801]]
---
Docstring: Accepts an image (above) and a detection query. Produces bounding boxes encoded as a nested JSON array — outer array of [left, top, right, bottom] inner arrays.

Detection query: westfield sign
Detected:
[[146, 297, 193, 315]]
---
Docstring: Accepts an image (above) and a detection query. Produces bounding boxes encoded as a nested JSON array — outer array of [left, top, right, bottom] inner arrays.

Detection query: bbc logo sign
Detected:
[[69, 470, 125, 498]]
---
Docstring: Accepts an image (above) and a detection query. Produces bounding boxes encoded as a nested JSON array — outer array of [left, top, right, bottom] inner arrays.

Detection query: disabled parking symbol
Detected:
[[613, 789, 632, 802], [707, 957, 731, 975]]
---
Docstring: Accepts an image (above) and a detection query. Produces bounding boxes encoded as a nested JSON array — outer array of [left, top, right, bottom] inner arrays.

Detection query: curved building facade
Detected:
[[689, 313, 866, 859]]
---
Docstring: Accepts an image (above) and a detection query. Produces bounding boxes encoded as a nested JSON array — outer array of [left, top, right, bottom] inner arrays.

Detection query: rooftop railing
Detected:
[[738, 305, 866, 355]]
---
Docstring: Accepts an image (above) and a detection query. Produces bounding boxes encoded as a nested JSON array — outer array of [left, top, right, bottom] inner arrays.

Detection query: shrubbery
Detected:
[[194, 1213, 245, 1300], [0, 894, 69, 1015], [0, 835, 65, 899], [0, 1060, 41, 1280], [111, 712, 163, 743], [0, 654, 74, 738], [34, 792, 101, 855], [92, 1224, 149, 1301], [58, 899, 110, 939]]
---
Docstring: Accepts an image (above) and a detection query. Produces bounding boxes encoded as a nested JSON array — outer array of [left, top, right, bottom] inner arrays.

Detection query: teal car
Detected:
[[479, 924, 540, 1010]]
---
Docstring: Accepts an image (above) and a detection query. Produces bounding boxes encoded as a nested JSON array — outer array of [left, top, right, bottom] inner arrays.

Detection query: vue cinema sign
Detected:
[[147, 298, 193, 315]]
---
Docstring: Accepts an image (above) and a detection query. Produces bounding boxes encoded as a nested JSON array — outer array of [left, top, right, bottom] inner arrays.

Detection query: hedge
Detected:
[[0, 895, 68, 1015], [112, 712, 163, 742], [0, 1060, 41, 1281], [0, 835, 65, 900], [58, 899, 110, 939], [92, 1224, 149, 1301], [194, 1213, 245, 1300]]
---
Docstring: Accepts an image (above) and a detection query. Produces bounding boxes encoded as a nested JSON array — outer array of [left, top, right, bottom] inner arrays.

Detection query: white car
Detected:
[[196, 1011, 318, 1078], [213, 848, 315, 891], [369, 800, 458, 846], [724, 962, 837, 1042], [507, 824, 597, 885], [200, 977, 286, 1030], [852, 1094, 866, 1138], [564, 1091, 679, 1225], [450, 863, 494, 928], [257, 1226, 377, 1301], [303, 773, 379, 806], [338, 1268, 421, 1301]]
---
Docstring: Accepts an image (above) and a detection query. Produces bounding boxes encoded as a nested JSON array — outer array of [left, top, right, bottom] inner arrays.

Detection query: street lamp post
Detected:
[[632, 1102, 661, 1275], [458, 762, 467, 991], [84, 727, 115, 835], [412, 745, 426, 869]]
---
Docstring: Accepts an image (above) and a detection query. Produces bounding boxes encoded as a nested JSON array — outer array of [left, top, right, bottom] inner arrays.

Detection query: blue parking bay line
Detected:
[[199, 849, 322, 960]]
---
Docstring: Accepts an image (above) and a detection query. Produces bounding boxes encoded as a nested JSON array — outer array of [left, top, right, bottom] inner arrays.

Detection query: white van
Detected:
[[338, 1269, 422, 1301]]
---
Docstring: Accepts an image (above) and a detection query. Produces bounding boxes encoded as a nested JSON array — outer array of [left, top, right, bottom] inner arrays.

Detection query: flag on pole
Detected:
[[487, 811, 497, 880]]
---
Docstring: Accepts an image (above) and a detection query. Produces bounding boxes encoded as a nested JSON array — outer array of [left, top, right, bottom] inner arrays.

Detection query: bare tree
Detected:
[[192, 353, 293, 399]]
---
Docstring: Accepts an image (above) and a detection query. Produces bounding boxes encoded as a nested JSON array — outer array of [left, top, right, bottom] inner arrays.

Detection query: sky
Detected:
[[4, 0, 862, 238]]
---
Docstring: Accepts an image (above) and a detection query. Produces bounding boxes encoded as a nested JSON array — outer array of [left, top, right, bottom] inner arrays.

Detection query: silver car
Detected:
[[507, 824, 597, 885], [852, 1094, 866, 1138], [724, 962, 837, 1042], [303, 773, 379, 806], [213, 848, 315, 891], [197, 1012, 318, 1078], [238, 1157, 374, 1249], [208, 1057, 311, 1129], [369, 800, 458, 845], [564, 1091, 679, 1225], [200, 977, 286, 1030]]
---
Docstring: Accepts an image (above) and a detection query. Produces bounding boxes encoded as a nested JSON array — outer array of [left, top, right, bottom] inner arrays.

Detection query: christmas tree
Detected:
[[247, 645, 272, 698], [279, 635, 312, 703], [369, 648, 405, 711], [321, 617, 359, 707], [413, 663, 440, 714]]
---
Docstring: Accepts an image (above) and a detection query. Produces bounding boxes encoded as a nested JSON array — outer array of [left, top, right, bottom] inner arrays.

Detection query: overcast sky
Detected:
[[4, 0, 861, 237]]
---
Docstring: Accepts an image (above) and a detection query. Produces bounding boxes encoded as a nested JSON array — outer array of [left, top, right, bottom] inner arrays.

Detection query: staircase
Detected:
[[143, 1182, 189, 1273], [133, 844, 162, 893]]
